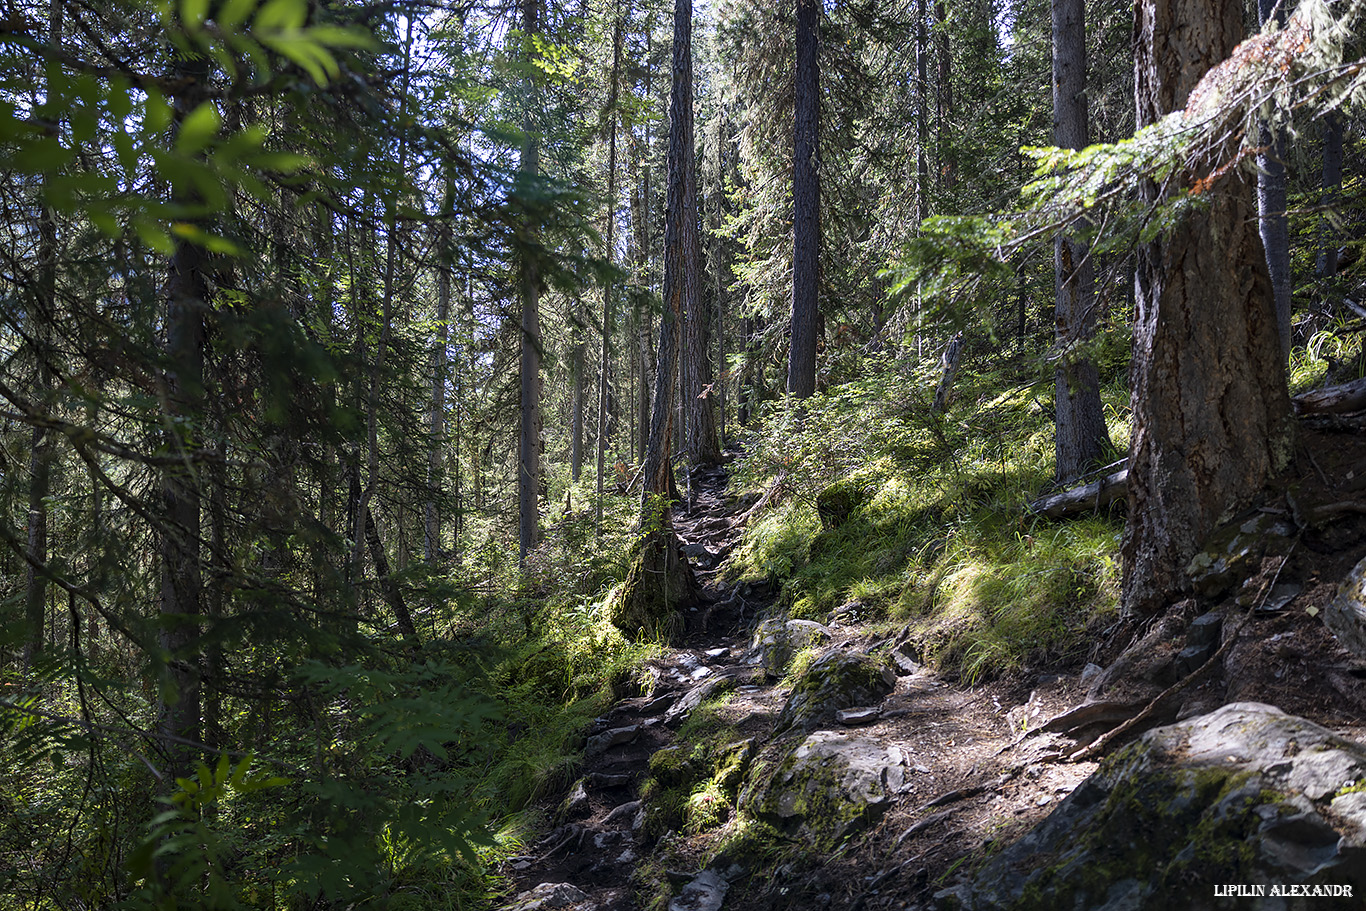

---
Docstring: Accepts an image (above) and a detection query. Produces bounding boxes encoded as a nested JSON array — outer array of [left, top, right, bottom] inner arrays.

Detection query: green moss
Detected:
[[1006, 760, 1265, 910]]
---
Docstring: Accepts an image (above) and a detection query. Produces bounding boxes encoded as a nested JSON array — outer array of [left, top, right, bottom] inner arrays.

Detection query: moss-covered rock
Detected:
[[815, 476, 873, 530], [775, 649, 897, 735], [746, 618, 831, 678], [1185, 511, 1296, 598], [941, 703, 1366, 910], [739, 731, 905, 850]]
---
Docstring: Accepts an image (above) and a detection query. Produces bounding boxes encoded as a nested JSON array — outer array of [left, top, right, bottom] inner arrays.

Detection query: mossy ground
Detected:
[[728, 352, 1125, 682]]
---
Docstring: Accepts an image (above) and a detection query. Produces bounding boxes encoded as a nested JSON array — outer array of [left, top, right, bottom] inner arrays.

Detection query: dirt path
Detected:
[[498, 458, 775, 910], [497, 432, 1366, 911]]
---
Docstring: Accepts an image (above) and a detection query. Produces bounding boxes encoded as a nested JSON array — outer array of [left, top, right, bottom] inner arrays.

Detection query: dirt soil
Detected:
[[499, 423, 1366, 911]]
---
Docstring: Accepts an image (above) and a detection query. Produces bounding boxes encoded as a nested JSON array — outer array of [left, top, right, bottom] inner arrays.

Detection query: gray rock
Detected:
[[664, 676, 735, 729], [641, 693, 677, 715], [940, 702, 1366, 910], [500, 882, 595, 911], [1324, 556, 1366, 661], [775, 650, 896, 734], [741, 731, 906, 849], [603, 800, 642, 826], [1185, 511, 1296, 597], [746, 618, 831, 678], [585, 724, 641, 756], [559, 779, 590, 821], [836, 706, 882, 726], [669, 870, 728, 911], [1187, 612, 1222, 649]]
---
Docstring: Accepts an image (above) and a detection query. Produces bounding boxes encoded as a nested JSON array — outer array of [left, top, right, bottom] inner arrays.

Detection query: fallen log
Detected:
[[1292, 376, 1366, 415], [1027, 467, 1128, 519]]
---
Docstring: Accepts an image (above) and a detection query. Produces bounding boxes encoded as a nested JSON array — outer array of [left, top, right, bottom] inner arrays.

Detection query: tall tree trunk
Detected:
[[23, 0, 61, 669], [426, 229, 450, 565], [157, 38, 209, 783], [916, 0, 929, 223], [1051, 0, 1112, 483], [570, 327, 585, 481], [1316, 112, 1343, 280], [1124, 0, 1294, 616], [518, 0, 543, 562], [596, 7, 625, 526], [788, 0, 820, 399], [1257, 0, 1291, 361], [934, 0, 954, 191]]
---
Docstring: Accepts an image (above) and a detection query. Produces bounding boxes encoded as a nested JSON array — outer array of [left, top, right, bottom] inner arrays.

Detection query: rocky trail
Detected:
[[498, 431, 1366, 911]]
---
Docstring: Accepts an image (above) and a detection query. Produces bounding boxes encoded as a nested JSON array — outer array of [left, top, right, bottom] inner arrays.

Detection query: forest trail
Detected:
[[498, 454, 779, 910], [497, 430, 1366, 911], [494, 457, 1083, 911]]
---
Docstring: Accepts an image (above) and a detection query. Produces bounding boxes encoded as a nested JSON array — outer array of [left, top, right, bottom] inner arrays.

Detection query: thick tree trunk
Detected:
[[518, 0, 542, 562], [1051, 0, 1111, 483], [160, 226, 206, 779], [788, 0, 820, 399], [1257, 0, 1291, 361], [1124, 0, 1295, 616]]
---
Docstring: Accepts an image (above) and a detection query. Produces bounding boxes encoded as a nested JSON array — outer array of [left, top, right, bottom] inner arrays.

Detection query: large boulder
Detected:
[[940, 703, 1366, 910], [775, 650, 897, 734], [741, 731, 906, 849]]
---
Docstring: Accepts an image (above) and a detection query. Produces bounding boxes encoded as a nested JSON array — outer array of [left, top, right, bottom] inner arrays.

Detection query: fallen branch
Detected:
[[1027, 467, 1129, 519], [1293, 377, 1366, 415]]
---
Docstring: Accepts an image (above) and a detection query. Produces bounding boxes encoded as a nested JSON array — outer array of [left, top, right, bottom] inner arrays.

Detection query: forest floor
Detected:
[[498, 423, 1366, 911]]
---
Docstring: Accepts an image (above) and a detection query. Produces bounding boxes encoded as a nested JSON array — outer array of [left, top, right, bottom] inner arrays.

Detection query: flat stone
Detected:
[[586, 772, 635, 789], [641, 693, 677, 715], [775, 650, 897, 734], [837, 707, 883, 726], [668, 870, 728, 911], [500, 882, 595, 911], [665, 677, 734, 729]]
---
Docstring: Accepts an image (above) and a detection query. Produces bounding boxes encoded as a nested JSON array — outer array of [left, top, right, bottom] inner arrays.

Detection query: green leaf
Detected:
[[170, 222, 242, 256], [217, 0, 257, 29], [180, 0, 209, 29], [175, 101, 220, 154], [306, 24, 376, 49], [134, 219, 176, 255], [254, 0, 306, 31]]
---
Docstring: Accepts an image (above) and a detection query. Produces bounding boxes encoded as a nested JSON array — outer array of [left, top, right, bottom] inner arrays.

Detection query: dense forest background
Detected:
[[0, 0, 1362, 906]]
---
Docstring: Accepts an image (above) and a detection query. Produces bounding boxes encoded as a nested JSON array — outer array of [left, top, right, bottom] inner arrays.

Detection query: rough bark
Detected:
[[1051, 0, 1112, 483], [1123, 0, 1295, 616], [518, 0, 542, 562], [158, 44, 208, 782], [1257, 0, 1291, 361], [618, 0, 697, 640], [788, 0, 820, 400]]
